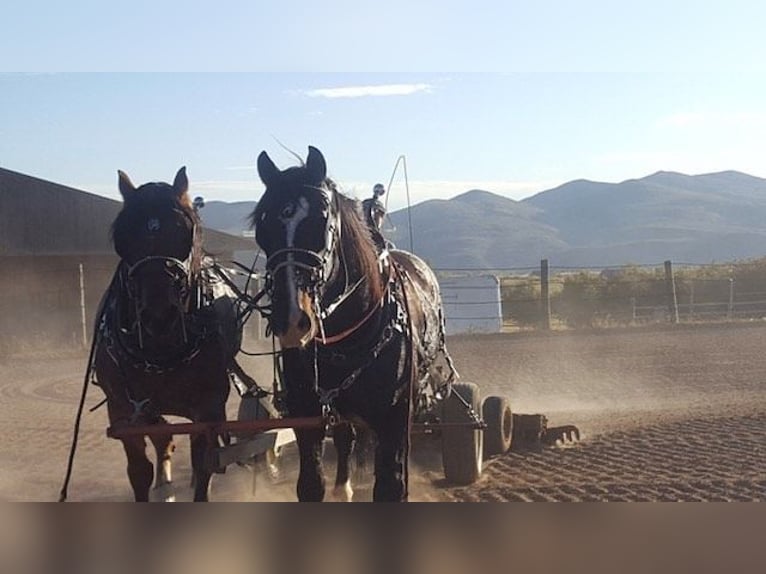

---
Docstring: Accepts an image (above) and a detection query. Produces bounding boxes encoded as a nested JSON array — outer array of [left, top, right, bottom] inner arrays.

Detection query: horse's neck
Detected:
[[321, 250, 383, 334]]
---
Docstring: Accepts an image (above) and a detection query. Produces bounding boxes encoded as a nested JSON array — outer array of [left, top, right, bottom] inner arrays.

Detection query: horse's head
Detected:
[[252, 146, 340, 348], [112, 167, 200, 340]]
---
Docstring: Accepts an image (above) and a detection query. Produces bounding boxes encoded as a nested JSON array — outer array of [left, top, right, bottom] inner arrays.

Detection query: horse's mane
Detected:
[[111, 183, 202, 275], [331, 184, 384, 303]]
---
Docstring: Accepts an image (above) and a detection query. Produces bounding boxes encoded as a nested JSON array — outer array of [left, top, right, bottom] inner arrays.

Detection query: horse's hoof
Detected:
[[152, 482, 176, 502], [331, 481, 354, 502]]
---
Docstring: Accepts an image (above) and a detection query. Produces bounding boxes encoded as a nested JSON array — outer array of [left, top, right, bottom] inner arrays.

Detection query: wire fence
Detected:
[[479, 259, 766, 331], [0, 260, 260, 355], [0, 262, 115, 354], [5, 257, 766, 354]]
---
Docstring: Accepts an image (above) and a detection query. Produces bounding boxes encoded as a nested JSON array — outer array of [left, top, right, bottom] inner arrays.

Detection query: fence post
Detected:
[[727, 278, 734, 320], [78, 263, 88, 348], [540, 259, 551, 330], [631, 297, 637, 324], [689, 280, 695, 321], [664, 260, 679, 324]]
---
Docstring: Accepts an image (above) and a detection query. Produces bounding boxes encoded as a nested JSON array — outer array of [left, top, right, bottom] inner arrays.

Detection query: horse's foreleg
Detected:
[[295, 428, 326, 502], [331, 423, 355, 502], [121, 436, 153, 502], [150, 429, 175, 502], [190, 433, 214, 502], [353, 426, 373, 483], [372, 402, 410, 502]]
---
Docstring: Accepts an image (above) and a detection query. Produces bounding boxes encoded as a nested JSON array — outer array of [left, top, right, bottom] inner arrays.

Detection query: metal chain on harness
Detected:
[[315, 321, 403, 416]]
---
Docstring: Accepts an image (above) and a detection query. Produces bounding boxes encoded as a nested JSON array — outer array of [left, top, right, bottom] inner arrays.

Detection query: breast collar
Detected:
[[314, 251, 396, 346], [312, 254, 410, 371]]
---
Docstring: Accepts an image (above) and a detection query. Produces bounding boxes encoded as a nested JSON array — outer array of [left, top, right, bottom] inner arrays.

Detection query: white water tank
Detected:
[[439, 275, 503, 335]]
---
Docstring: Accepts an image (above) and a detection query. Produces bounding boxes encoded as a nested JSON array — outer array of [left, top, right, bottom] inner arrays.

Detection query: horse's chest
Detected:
[[95, 344, 229, 420]]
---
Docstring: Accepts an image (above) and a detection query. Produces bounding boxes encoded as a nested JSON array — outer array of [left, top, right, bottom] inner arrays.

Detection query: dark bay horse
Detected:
[[93, 167, 242, 501], [252, 146, 455, 501]]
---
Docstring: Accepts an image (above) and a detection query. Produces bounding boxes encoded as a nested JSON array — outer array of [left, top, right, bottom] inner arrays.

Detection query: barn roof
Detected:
[[0, 167, 254, 256]]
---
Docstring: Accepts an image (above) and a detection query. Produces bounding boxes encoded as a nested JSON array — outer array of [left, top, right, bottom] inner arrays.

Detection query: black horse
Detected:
[[252, 146, 455, 501], [93, 167, 245, 501]]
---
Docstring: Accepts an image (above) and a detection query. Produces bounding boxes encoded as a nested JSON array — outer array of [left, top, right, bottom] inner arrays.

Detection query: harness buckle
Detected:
[[325, 408, 340, 428]]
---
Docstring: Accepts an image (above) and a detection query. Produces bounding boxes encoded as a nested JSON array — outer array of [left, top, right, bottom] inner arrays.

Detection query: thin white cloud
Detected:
[[304, 83, 432, 99]]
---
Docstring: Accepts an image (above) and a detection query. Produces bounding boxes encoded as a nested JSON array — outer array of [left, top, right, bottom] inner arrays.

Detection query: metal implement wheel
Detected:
[[441, 381, 483, 485], [482, 395, 513, 457]]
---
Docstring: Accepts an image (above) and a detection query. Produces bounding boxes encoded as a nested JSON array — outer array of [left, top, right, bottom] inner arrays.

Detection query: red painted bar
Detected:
[[106, 418, 484, 439], [106, 416, 325, 439]]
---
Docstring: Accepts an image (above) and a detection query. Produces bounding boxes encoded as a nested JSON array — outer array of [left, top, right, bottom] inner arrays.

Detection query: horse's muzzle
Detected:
[[274, 291, 316, 349], [140, 305, 180, 337]]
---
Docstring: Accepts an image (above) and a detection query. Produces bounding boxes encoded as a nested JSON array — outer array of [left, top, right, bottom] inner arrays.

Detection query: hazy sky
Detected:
[[2, 3, 765, 210]]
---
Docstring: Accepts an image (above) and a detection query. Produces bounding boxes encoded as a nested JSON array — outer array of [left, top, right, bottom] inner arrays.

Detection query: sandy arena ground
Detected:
[[1, 321, 764, 501]]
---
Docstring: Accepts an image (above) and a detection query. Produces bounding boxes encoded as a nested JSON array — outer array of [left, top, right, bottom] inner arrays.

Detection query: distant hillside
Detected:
[[386, 190, 565, 269], [523, 170, 766, 266], [197, 171, 766, 269]]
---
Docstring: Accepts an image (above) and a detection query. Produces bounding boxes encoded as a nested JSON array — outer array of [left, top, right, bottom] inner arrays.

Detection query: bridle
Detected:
[[258, 184, 381, 344], [125, 253, 195, 297], [119, 218, 199, 350], [263, 184, 339, 284]]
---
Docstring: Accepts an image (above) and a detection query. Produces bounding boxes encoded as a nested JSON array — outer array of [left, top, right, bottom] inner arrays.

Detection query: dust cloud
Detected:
[[2, 322, 765, 502]]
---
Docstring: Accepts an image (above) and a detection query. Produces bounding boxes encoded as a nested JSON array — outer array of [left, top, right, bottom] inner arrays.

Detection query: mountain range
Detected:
[[199, 170, 766, 269]]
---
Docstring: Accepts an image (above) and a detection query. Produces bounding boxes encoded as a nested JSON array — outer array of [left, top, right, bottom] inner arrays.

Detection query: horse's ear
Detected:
[[173, 166, 188, 196], [306, 146, 327, 183], [257, 151, 280, 188], [118, 170, 137, 201]]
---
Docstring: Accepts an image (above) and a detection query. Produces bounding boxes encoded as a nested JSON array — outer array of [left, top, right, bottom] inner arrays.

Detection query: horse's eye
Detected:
[[280, 202, 296, 219]]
